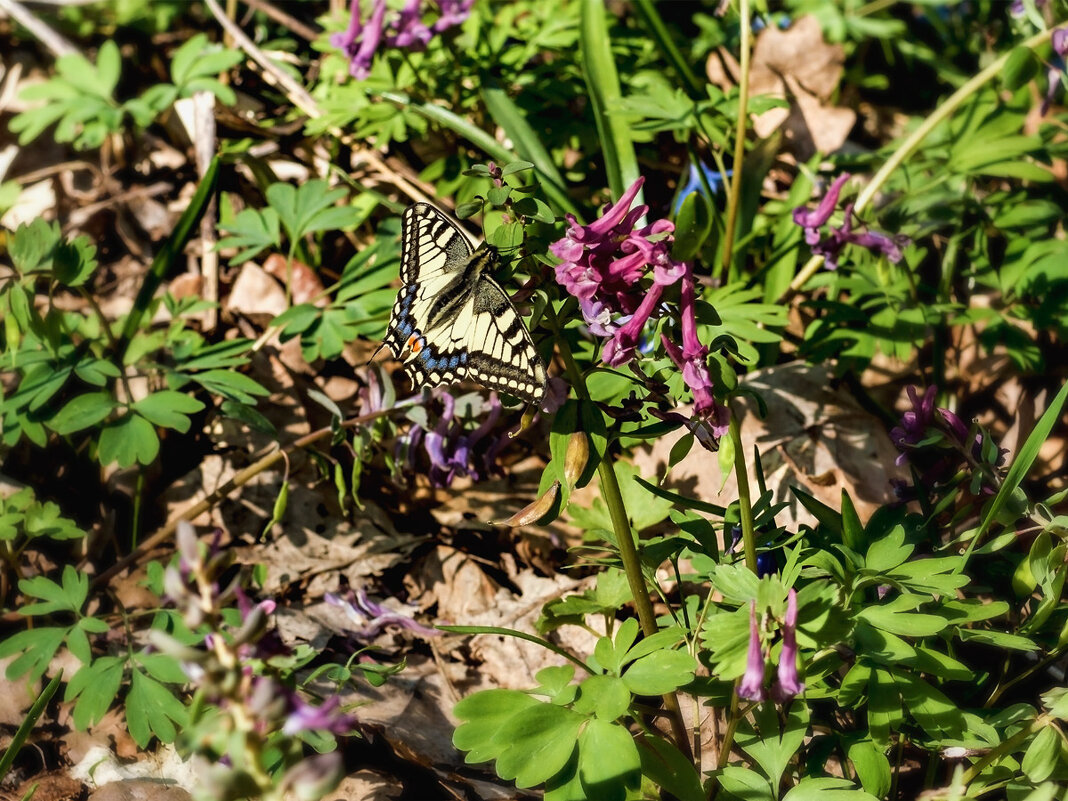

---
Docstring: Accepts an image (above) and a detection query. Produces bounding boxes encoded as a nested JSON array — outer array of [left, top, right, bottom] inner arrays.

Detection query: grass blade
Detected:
[[579, 0, 641, 199], [960, 379, 1068, 568], [632, 0, 702, 97], [480, 84, 578, 217], [0, 671, 63, 782], [120, 156, 220, 348], [382, 91, 577, 218]]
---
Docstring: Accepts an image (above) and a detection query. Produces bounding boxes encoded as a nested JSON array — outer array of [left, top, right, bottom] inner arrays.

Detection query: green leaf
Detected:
[[495, 703, 584, 788], [125, 669, 188, 747], [266, 180, 350, 243], [98, 414, 161, 467], [170, 33, 243, 89], [637, 735, 705, 801], [120, 157, 219, 346], [848, 740, 891, 798], [622, 650, 696, 695], [454, 689, 541, 764], [782, 777, 878, 801], [189, 369, 268, 404], [0, 627, 68, 682], [1002, 46, 1039, 90], [1021, 725, 1060, 783], [94, 41, 122, 96], [577, 719, 640, 801], [48, 392, 117, 435], [53, 235, 98, 286], [857, 595, 947, 636], [957, 629, 1038, 651], [217, 206, 281, 265], [572, 675, 630, 720], [717, 767, 775, 801], [65, 657, 123, 729], [579, 0, 639, 198], [672, 191, 713, 262], [132, 391, 205, 433]]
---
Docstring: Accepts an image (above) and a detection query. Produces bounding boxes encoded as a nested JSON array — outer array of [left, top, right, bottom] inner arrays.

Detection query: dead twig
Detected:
[[203, 0, 432, 206], [0, 0, 77, 57], [239, 0, 319, 43]]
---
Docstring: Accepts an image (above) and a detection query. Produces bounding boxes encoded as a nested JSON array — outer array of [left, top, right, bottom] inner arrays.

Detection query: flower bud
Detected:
[[231, 604, 269, 647], [281, 753, 345, 801]]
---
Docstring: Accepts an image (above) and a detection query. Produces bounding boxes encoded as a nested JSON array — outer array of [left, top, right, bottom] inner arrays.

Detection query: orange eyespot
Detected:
[[407, 335, 422, 353]]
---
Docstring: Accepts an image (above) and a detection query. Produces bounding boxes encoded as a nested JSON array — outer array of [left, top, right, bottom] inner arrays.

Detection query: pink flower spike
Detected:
[[771, 589, 805, 702], [587, 177, 646, 237], [738, 601, 767, 701]]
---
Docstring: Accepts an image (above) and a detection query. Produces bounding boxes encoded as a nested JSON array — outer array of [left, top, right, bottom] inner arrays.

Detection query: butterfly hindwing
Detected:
[[384, 203, 548, 405]]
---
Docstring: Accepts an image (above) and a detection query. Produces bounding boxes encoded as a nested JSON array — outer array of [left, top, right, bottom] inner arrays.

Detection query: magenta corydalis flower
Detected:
[[771, 589, 804, 702], [793, 174, 908, 270], [738, 601, 767, 701]]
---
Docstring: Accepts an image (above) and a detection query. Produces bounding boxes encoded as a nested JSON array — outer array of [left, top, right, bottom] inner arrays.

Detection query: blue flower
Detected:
[[672, 161, 731, 215]]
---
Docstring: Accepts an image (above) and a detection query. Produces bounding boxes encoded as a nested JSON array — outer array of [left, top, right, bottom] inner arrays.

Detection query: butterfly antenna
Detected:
[[365, 341, 387, 367]]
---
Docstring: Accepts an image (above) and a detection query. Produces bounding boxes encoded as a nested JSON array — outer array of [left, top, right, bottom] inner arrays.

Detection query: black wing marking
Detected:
[[398, 202, 472, 284]]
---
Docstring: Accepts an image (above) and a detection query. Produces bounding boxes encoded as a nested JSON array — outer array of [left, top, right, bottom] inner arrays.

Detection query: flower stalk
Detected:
[[720, 0, 752, 281], [546, 305, 693, 759], [730, 413, 758, 575]]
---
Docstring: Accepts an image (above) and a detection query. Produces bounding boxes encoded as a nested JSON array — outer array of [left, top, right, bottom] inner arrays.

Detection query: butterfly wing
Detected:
[[384, 203, 548, 405]]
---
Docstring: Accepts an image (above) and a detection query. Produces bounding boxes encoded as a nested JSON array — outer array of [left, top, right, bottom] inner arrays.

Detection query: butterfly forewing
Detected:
[[384, 203, 548, 405]]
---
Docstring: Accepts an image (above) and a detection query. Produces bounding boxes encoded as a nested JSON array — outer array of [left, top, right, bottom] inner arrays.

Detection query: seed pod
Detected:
[[501, 481, 559, 527], [563, 432, 589, 488]]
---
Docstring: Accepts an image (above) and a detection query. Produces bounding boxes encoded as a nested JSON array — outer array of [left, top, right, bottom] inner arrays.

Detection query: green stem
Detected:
[[720, 0, 751, 282], [547, 307, 692, 759], [730, 413, 758, 574], [960, 716, 1048, 786], [782, 26, 1056, 300]]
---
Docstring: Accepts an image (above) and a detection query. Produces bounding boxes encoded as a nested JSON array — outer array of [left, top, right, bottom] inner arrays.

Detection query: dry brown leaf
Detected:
[[0, 657, 37, 728], [707, 16, 854, 157], [263, 253, 326, 307], [634, 362, 905, 530], [227, 262, 289, 318]]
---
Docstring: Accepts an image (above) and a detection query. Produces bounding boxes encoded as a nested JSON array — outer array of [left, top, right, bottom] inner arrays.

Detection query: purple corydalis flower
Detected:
[[433, 0, 475, 32], [334, 0, 473, 80], [552, 177, 679, 319], [890, 385, 937, 464], [420, 392, 504, 487], [793, 173, 850, 237], [1042, 28, 1068, 115], [793, 174, 908, 270], [771, 589, 804, 702], [282, 693, 359, 737], [326, 588, 439, 639], [333, 0, 387, 80], [738, 601, 767, 701], [390, 0, 433, 49]]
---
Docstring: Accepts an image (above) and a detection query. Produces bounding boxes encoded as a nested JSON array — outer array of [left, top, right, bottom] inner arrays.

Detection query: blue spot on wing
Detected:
[[448, 355, 460, 369]]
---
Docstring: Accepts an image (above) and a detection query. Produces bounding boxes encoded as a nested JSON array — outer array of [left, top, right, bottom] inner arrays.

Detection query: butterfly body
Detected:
[[384, 203, 548, 405]]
